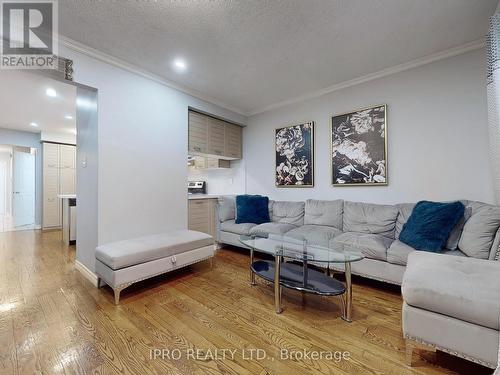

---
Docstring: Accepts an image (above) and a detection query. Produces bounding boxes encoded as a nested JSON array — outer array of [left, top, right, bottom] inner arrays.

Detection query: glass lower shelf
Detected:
[[251, 260, 346, 296]]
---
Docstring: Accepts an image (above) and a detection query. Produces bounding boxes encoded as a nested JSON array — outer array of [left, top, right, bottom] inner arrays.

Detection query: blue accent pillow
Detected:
[[399, 201, 465, 252], [235, 195, 270, 224]]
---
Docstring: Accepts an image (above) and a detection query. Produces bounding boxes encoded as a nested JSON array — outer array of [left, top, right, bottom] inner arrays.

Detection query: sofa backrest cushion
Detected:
[[218, 196, 236, 222], [395, 203, 415, 239], [304, 199, 343, 229], [445, 206, 472, 251], [490, 228, 500, 261], [343, 201, 398, 238], [272, 201, 305, 226], [459, 202, 500, 259]]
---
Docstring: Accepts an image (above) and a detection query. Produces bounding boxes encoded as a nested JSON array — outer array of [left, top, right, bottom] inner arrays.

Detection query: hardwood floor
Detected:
[[0, 230, 493, 375]]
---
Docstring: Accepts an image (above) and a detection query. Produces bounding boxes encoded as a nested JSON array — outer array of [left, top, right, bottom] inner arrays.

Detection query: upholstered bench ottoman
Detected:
[[95, 230, 215, 304], [402, 251, 500, 369]]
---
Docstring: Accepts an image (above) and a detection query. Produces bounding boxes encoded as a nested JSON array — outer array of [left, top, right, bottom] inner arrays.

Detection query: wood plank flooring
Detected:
[[0, 230, 493, 374]]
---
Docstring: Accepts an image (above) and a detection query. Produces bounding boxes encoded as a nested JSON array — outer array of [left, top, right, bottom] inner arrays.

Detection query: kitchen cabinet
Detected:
[[207, 118, 226, 157], [188, 111, 209, 154], [193, 156, 230, 169], [224, 123, 242, 159], [42, 143, 76, 229], [188, 198, 217, 237], [188, 110, 242, 160]]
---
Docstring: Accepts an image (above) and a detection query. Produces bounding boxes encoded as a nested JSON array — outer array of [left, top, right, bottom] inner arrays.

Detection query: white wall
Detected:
[[75, 84, 99, 273], [60, 45, 246, 259], [245, 49, 495, 205]]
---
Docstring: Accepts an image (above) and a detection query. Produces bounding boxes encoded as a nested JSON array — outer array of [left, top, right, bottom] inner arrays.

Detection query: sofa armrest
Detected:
[[217, 196, 236, 223]]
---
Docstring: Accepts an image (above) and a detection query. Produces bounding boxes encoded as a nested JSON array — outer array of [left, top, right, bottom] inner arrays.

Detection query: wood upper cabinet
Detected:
[[188, 110, 242, 160], [225, 123, 242, 159], [207, 118, 225, 157], [188, 111, 209, 154]]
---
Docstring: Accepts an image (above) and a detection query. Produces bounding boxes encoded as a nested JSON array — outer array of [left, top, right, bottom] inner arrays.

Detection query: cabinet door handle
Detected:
[[193, 146, 201, 152]]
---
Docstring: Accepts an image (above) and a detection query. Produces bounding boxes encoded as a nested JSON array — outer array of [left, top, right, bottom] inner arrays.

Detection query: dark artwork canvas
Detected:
[[275, 122, 314, 187], [331, 105, 387, 185]]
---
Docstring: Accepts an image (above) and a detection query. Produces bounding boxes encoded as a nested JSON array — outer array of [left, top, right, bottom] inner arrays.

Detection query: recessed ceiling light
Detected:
[[172, 58, 187, 72], [30, 122, 38, 127], [65, 115, 73, 120], [46, 88, 57, 97]]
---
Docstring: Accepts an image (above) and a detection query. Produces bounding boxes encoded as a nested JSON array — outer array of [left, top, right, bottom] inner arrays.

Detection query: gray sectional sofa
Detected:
[[216, 197, 500, 285]]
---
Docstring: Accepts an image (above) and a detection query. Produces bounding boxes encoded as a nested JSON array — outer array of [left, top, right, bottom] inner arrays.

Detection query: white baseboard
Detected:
[[75, 260, 98, 287]]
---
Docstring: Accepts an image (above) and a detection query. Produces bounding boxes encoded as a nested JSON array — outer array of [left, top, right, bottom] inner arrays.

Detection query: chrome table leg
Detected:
[[341, 262, 352, 322], [250, 247, 256, 285], [274, 254, 282, 313]]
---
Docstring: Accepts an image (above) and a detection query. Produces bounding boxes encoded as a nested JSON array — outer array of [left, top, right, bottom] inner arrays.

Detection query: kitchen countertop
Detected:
[[188, 194, 221, 200], [57, 194, 77, 199]]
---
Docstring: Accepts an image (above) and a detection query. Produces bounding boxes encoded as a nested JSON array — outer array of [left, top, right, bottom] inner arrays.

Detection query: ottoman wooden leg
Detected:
[[405, 339, 415, 366], [114, 288, 121, 305]]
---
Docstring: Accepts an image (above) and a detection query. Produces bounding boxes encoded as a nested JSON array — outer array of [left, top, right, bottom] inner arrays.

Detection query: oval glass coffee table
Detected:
[[239, 234, 364, 322]]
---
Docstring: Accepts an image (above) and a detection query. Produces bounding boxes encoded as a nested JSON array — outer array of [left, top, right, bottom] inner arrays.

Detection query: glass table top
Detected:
[[239, 234, 364, 264]]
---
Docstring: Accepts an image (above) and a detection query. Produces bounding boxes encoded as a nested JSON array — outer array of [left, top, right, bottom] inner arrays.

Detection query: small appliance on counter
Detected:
[[188, 181, 207, 195]]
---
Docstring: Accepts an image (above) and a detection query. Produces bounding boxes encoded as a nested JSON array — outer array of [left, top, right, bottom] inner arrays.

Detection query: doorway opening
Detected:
[[0, 70, 76, 234]]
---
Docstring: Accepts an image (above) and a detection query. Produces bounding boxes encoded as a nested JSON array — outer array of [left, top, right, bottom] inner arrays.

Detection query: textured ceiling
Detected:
[[59, 0, 497, 114]]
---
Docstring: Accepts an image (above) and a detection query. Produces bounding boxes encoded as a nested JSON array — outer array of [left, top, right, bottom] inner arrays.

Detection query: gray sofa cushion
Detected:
[[387, 240, 467, 266], [272, 201, 305, 226], [343, 201, 398, 238], [402, 251, 500, 330], [458, 204, 500, 259], [445, 206, 472, 250], [491, 227, 500, 261], [386, 240, 416, 265], [95, 230, 214, 270], [220, 220, 257, 236], [304, 199, 343, 229], [250, 222, 297, 237], [285, 225, 342, 247], [218, 196, 236, 222], [332, 232, 394, 261], [395, 203, 415, 239]]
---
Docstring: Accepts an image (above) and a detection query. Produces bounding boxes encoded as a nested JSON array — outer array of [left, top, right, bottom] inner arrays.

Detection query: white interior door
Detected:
[[12, 148, 35, 228]]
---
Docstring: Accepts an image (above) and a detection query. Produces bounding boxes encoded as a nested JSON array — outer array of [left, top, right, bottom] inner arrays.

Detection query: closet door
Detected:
[[43, 143, 60, 228], [59, 145, 76, 195]]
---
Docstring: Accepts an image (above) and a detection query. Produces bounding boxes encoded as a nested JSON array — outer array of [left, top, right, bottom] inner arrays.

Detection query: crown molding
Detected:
[[58, 35, 248, 116], [247, 38, 486, 116], [60, 36, 486, 118]]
